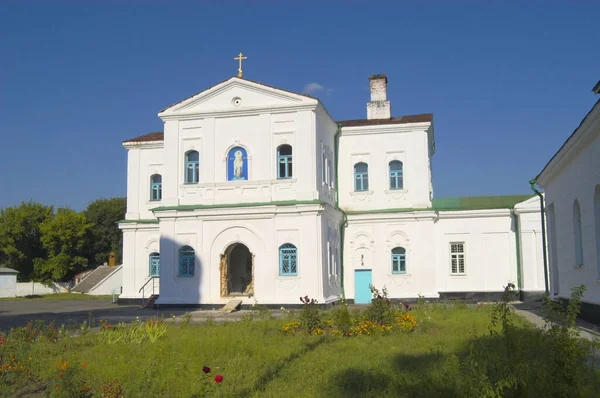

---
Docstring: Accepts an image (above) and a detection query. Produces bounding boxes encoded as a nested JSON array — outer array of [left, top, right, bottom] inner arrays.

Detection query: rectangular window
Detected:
[[355, 173, 368, 191], [450, 243, 465, 274], [322, 150, 327, 184], [390, 170, 403, 190], [150, 182, 162, 201], [392, 253, 406, 273], [179, 250, 195, 277]]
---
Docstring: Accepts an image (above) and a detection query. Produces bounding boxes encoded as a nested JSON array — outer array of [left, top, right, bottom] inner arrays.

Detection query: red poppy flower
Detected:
[[202, 366, 211, 374], [214, 375, 223, 383]]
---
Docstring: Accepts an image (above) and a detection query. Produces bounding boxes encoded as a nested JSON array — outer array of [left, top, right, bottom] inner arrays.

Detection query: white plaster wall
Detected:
[[541, 130, 600, 303], [119, 224, 160, 299], [0, 275, 17, 297], [88, 266, 123, 296], [316, 104, 337, 207], [338, 124, 433, 212], [435, 211, 517, 294], [156, 204, 334, 305], [15, 282, 70, 296], [124, 146, 164, 220], [516, 208, 547, 293], [321, 206, 343, 302], [343, 212, 437, 300]]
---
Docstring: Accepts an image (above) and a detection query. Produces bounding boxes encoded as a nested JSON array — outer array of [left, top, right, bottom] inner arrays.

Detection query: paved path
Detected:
[[0, 299, 191, 331], [512, 301, 600, 342]]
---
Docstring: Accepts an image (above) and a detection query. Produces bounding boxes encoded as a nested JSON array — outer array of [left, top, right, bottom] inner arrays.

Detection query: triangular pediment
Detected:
[[158, 77, 317, 117]]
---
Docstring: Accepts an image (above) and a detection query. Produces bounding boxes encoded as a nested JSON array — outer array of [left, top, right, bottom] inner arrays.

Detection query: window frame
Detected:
[[277, 145, 293, 179], [573, 199, 584, 267], [391, 247, 407, 274], [279, 243, 298, 276], [184, 151, 200, 184], [150, 174, 162, 201], [149, 252, 160, 277], [178, 246, 195, 277], [354, 162, 369, 192], [450, 242, 466, 275], [389, 160, 404, 190]]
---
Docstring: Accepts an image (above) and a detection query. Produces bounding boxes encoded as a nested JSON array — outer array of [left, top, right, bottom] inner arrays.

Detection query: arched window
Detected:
[[279, 243, 298, 276], [179, 246, 195, 277], [185, 151, 199, 184], [149, 252, 160, 277], [573, 200, 584, 267], [228, 146, 248, 181], [389, 161, 404, 190], [277, 145, 293, 179], [594, 186, 600, 278], [150, 174, 162, 201], [392, 247, 406, 273], [354, 162, 369, 191]]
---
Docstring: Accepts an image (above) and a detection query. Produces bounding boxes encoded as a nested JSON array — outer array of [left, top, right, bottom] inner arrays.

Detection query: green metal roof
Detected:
[[432, 195, 535, 211]]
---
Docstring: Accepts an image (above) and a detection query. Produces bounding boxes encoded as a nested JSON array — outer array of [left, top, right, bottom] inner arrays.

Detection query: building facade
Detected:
[[119, 74, 544, 306], [536, 81, 600, 309]]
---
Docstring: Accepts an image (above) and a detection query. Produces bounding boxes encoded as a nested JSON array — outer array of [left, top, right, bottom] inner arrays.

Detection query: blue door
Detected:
[[355, 269, 372, 304]]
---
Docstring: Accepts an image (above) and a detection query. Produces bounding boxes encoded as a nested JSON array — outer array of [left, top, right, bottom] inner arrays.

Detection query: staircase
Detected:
[[141, 294, 159, 309], [72, 266, 117, 293]]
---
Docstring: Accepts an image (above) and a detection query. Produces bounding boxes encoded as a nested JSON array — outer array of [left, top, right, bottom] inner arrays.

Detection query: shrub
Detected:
[[363, 285, 395, 325], [299, 296, 322, 333], [332, 301, 353, 334]]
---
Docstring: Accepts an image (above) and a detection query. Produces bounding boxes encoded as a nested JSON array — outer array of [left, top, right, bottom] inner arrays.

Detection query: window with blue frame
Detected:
[[179, 246, 195, 277], [150, 174, 162, 201], [279, 243, 298, 276], [184, 151, 199, 184], [392, 247, 406, 273], [277, 145, 293, 179], [389, 160, 403, 190], [354, 162, 369, 191], [149, 252, 160, 276]]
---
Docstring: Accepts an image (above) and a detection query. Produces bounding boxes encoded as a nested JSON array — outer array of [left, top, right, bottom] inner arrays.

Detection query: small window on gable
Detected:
[[389, 160, 403, 190], [450, 242, 465, 274], [279, 243, 298, 276], [150, 174, 162, 201], [354, 162, 369, 191], [185, 151, 199, 184], [149, 252, 160, 276], [179, 246, 195, 277], [277, 145, 293, 179], [573, 200, 584, 267], [392, 247, 406, 273]]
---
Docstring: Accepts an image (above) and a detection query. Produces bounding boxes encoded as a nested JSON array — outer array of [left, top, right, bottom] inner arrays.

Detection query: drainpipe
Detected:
[[511, 209, 523, 293], [334, 123, 348, 301], [529, 179, 549, 294]]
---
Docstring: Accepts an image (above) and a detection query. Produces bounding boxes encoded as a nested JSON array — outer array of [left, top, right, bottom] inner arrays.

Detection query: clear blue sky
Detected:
[[1, 1, 599, 211]]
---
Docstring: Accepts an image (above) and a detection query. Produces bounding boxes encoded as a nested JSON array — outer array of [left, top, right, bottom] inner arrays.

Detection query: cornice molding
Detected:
[[123, 141, 164, 150], [341, 123, 431, 136], [436, 209, 511, 219]]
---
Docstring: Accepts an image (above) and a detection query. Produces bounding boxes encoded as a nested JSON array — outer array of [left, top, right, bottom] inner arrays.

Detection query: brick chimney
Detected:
[[367, 74, 391, 119]]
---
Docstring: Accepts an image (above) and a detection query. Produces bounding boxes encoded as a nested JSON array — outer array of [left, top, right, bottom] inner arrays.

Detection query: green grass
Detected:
[[3, 303, 600, 397], [0, 293, 113, 301]]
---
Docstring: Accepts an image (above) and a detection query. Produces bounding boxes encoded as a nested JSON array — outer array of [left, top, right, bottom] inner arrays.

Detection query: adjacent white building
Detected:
[[119, 73, 545, 306], [535, 80, 600, 308]]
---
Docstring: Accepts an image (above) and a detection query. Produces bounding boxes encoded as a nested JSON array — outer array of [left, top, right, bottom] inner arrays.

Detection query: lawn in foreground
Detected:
[[3, 304, 550, 398]]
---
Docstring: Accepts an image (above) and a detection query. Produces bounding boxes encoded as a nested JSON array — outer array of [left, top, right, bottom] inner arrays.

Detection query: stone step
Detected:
[[220, 299, 242, 313]]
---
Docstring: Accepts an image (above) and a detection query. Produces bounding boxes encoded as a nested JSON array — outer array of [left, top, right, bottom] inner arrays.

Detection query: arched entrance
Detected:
[[220, 243, 254, 297]]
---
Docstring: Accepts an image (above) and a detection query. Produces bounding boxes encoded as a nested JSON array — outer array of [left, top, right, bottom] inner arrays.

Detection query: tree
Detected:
[[34, 208, 91, 283], [0, 201, 53, 281], [83, 197, 126, 265]]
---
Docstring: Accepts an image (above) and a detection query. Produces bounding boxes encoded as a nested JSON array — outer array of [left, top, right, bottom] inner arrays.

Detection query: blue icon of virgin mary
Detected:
[[227, 146, 248, 181]]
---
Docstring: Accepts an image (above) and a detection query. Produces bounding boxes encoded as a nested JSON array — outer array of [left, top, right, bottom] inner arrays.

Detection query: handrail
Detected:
[[139, 276, 158, 307], [138, 276, 157, 294]]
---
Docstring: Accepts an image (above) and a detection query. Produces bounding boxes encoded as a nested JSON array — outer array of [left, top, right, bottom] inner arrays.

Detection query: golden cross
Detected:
[[234, 52, 247, 78]]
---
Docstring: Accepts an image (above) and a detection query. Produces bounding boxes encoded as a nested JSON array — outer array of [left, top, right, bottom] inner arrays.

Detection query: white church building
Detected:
[[118, 70, 545, 307], [535, 80, 600, 318]]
